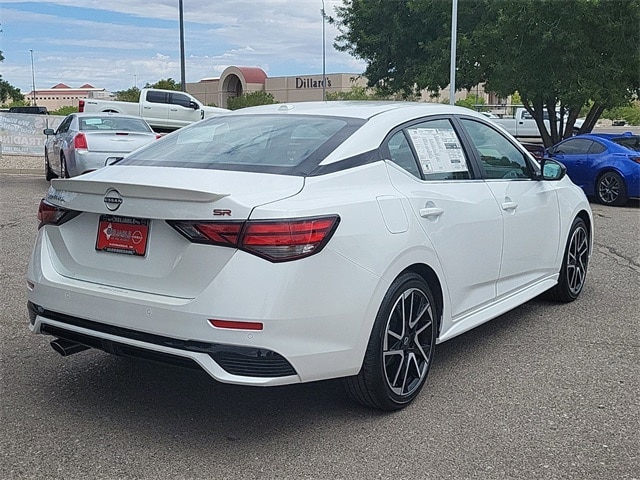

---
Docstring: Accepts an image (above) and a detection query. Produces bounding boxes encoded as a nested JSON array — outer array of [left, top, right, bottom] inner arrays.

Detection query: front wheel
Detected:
[[344, 273, 437, 410], [546, 217, 590, 302], [596, 171, 627, 206]]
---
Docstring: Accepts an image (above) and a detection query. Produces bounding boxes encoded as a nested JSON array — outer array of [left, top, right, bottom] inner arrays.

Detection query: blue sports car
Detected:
[[546, 132, 640, 206]]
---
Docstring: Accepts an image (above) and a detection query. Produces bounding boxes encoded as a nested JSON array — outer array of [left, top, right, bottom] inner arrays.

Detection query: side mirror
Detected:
[[189, 101, 200, 110], [539, 158, 566, 181], [43, 128, 55, 135]]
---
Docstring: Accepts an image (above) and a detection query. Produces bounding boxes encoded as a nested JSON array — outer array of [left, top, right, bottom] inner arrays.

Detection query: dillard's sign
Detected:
[[295, 77, 332, 89]]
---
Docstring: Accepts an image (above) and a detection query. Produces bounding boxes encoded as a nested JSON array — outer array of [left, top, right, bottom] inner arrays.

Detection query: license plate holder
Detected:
[[95, 215, 149, 256]]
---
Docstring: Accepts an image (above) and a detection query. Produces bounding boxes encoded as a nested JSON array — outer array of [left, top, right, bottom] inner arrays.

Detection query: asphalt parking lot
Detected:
[[1, 173, 638, 480]]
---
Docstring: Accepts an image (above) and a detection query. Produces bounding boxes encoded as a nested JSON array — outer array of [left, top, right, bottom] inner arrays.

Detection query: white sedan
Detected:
[[27, 102, 592, 410]]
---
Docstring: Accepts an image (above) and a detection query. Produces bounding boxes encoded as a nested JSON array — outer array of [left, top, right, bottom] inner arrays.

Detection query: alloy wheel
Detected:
[[566, 224, 589, 296], [383, 287, 434, 398]]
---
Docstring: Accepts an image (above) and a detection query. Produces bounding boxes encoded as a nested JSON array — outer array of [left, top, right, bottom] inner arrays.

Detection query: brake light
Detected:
[[630, 156, 640, 164], [168, 215, 340, 262], [74, 133, 88, 149], [37, 200, 79, 228], [79, 100, 85, 112]]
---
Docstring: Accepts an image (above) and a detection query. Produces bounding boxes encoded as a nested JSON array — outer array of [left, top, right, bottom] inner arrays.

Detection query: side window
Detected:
[[460, 119, 533, 179], [588, 141, 606, 154], [171, 93, 192, 108], [551, 138, 593, 155], [405, 119, 471, 180], [387, 131, 422, 178], [146, 91, 168, 104], [57, 116, 73, 134]]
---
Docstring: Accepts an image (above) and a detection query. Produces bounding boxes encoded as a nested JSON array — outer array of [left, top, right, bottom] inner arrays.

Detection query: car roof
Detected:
[[230, 101, 479, 120], [573, 132, 639, 141]]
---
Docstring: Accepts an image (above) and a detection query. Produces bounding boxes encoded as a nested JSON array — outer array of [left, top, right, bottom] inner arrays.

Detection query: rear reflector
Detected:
[[209, 319, 264, 331], [168, 215, 340, 262]]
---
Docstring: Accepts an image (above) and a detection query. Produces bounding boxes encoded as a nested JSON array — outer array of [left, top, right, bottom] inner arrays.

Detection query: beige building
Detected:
[[25, 84, 111, 111], [186, 66, 370, 108], [186, 66, 496, 109]]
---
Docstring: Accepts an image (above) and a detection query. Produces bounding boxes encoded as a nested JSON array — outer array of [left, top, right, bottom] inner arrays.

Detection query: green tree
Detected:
[[0, 49, 25, 104], [49, 105, 79, 116], [227, 91, 277, 110], [335, 0, 640, 146], [455, 93, 486, 111], [146, 78, 182, 91], [114, 86, 140, 102]]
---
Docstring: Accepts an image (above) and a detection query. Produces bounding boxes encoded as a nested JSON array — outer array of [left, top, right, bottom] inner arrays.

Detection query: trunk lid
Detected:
[[45, 166, 304, 297]]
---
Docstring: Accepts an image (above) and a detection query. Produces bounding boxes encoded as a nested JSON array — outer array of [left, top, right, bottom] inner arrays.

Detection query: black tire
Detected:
[[45, 150, 57, 181], [344, 272, 437, 411], [546, 217, 590, 303], [596, 171, 627, 206], [60, 154, 69, 178]]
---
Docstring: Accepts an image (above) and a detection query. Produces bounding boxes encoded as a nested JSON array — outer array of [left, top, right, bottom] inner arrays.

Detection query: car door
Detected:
[[167, 92, 201, 128], [458, 118, 561, 298], [383, 118, 503, 319], [547, 138, 594, 190], [142, 91, 170, 128]]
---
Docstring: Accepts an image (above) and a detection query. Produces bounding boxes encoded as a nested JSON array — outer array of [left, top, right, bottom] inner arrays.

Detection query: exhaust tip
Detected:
[[50, 338, 90, 357]]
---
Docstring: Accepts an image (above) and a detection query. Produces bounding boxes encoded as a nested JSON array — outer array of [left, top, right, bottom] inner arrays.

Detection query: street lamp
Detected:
[[29, 49, 37, 106], [179, 0, 186, 91], [449, 0, 458, 106], [321, 0, 326, 101]]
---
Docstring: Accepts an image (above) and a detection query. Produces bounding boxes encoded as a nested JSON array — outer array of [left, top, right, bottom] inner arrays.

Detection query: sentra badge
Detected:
[[104, 189, 123, 211]]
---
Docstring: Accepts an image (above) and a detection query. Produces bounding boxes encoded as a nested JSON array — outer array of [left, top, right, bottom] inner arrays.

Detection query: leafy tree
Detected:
[[146, 78, 182, 91], [0, 49, 25, 103], [49, 105, 79, 116], [334, 0, 640, 146], [455, 93, 486, 111], [114, 86, 140, 102], [227, 91, 277, 110], [327, 84, 373, 100]]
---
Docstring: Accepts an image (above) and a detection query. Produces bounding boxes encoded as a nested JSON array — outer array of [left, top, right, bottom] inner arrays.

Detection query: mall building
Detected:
[[185, 66, 490, 108], [24, 66, 496, 111]]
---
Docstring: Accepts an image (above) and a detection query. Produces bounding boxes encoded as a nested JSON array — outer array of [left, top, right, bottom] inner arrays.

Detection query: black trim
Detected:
[[28, 302, 297, 378]]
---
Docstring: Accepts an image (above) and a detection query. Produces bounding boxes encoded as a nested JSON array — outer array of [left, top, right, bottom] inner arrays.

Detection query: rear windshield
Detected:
[[121, 114, 364, 175], [80, 117, 152, 132], [612, 136, 640, 152]]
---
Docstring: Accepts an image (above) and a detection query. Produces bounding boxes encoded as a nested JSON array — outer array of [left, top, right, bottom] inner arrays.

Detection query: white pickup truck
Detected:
[[491, 107, 583, 138], [79, 88, 229, 131]]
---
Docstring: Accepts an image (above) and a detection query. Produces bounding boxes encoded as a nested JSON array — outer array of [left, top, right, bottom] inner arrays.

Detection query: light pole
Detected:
[[321, 0, 326, 101], [29, 49, 37, 106], [449, 0, 458, 106], [179, 0, 186, 91]]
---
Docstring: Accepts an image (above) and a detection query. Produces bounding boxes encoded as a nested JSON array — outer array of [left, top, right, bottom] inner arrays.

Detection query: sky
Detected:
[[0, 0, 366, 94]]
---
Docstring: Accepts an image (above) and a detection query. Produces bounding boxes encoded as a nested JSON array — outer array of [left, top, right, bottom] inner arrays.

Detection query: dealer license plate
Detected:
[[95, 215, 149, 256]]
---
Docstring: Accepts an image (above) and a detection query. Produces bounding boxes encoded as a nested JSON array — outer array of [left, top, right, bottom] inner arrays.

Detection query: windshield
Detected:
[[80, 117, 152, 132], [121, 114, 363, 175]]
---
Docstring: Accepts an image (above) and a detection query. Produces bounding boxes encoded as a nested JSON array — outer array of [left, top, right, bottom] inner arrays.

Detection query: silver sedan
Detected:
[[44, 112, 159, 179]]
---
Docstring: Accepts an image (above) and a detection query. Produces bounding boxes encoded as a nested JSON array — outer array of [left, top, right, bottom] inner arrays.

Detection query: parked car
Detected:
[[546, 132, 640, 205], [43, 112, 160, 179], [79, 88, 229, 131], [28, 102, 592, 411], [9, 106, 49, 114]]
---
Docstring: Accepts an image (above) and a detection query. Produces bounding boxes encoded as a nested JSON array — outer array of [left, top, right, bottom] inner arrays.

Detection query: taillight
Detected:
[[74, 133, 88, 149], [37, 200, 79, 229], [629, 156, 640, 164], [168, 215, 340, 262], [78, 100, 85, 112]]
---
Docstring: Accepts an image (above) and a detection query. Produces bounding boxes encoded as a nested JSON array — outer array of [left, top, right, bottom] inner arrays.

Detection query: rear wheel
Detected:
[[596, 171, 627, 206], [60, 154, 69, 178], [546, 217, 590, 302], [344, 273, 437, 410]]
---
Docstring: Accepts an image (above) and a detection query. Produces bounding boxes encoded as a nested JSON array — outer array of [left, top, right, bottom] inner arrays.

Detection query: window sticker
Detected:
[[407, 128, 468, 174]]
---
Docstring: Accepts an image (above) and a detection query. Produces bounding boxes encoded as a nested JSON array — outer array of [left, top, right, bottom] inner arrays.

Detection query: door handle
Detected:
[[502, 201, 518, 211], [420, 207, 444, 218], [170, 108, 178, 111]]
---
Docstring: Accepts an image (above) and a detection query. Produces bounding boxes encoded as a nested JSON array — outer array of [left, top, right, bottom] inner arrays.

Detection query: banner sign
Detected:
[[0, 113, 64, 156]]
